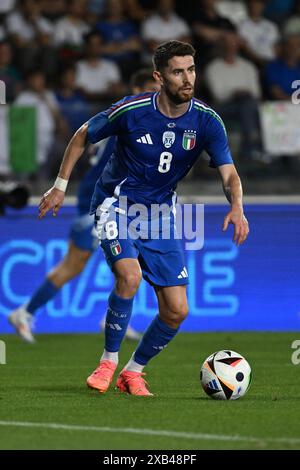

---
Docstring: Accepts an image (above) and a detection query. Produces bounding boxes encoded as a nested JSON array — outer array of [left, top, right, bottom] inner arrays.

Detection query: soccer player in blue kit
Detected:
[[38, 41, 249, 396], [9, 69, 159, 343]]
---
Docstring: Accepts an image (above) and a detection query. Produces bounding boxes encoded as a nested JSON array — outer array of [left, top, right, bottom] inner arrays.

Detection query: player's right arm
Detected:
[[38, 123, 88, 219], [38, 97, 128, 219]]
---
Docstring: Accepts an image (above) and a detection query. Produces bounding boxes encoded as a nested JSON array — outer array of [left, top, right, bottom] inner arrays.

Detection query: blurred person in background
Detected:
[[0, 0, 16, 16], [283, 0, 300, 35], [53, 0, 90, 62], [75, 30, 124, 105], [95, 0, 142, 81], [8, 68, 160, 344], [238, 0, 280, 67], [264, 33, 300, 100], [6, 0, 55, 75], [205, 31, 263, 164], [55, 65, 91, 135], [212, 0, 248, 27], [192, 0, 236, 67], [141, 0, 191, 63], [0, 18, 6, 41], [55, 65, 91, 179], [264, 0, 295, 26], [14, 69, 68, 177], [175, 0, 247, 27], [41, 0, 67, 22], [86, 0, 107, 27], [124, 0, 155, 22], [0, 40, 21, 102]]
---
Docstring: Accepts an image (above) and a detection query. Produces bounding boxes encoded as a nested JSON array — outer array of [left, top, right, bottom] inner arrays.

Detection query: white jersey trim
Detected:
[[109, 97, 152, 119]]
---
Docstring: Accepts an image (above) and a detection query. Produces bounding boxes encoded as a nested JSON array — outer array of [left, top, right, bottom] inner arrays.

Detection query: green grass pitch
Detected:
[[0, 332, 299, 450]]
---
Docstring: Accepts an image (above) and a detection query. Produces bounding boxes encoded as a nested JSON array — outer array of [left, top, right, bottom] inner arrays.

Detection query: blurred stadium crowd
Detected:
[[1, 0, 300, 188]]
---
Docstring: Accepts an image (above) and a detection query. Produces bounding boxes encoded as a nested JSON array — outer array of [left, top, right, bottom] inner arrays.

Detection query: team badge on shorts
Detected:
[[110, 240, 122, 256], [182, 130, 196, 150], [162, 131, 175, 148]]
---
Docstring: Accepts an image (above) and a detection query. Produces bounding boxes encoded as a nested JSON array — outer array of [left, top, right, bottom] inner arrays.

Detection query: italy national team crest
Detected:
[[110, 240, 122, 256], [182, 130, 197, 150], [163, 131, 175, 148]]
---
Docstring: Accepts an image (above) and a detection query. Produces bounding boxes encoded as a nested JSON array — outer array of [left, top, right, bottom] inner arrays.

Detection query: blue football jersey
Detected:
[[87, 92, 233, 214], [77, 136, 116, 215]]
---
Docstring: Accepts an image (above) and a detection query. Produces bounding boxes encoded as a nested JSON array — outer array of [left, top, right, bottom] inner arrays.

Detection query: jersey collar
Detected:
[[153, 93, 194, 116]]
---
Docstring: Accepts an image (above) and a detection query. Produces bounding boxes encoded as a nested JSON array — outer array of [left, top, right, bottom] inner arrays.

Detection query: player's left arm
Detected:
[[204, 113, 249, 246], [218, 163, 249, 246]]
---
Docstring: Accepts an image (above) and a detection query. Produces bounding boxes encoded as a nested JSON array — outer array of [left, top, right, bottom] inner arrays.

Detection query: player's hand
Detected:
[[38, 187, 65, 219], [222, 208, 249, 246]]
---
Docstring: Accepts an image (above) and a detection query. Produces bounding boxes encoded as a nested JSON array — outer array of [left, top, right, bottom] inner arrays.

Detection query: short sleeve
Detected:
[[87, 97, 128, 144], [204, 114, 233, 168]]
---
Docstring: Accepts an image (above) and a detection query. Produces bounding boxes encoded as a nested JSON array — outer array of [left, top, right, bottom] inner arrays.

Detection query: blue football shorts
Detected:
[[69, 213, 99, 252], [94, 203, 189, 287]]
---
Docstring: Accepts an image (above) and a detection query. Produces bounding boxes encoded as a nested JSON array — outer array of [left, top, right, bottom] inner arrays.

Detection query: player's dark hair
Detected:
[[130, 68, 155, 89], [152, 41, 196, 71]]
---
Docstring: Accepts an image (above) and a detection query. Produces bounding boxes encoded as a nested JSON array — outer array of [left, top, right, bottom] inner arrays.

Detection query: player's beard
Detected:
[[164, 84, 194, 105]]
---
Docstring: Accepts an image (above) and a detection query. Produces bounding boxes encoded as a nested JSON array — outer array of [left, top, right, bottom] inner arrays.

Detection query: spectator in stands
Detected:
[[264, 0, 295, 26], [283, 0, 300, 35], [87, 0, 107, 26], [88, 0, 106, 15], [125, 0, 155, 22], [214, 0, 248, 26], [264, 34, 300, 100], [53, 0, 90, 60], [205, 31, 263, 162], [6, 0, 54, 74], [96, 0, 142, 80], [14, 69, 68, 175], [192, 0, 236, 66], [0, 19, 6, 41], [141, 0, 191, 63], [75, 31, 124, 103], [238, 0, 280, 66], [0, 0, 15, 15], [0, 40, 21, 102], [42, 0, 67, 22], [55, 65, 90, 134]]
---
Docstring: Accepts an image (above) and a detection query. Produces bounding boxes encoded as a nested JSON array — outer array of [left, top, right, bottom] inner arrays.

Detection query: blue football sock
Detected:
[[134, 315, 179, 365], [104, 290, 134, 352], [26, 278, 59, 315]]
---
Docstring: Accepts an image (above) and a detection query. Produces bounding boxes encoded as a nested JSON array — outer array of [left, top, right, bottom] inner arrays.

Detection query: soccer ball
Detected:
[[200, 350, 252, 400]]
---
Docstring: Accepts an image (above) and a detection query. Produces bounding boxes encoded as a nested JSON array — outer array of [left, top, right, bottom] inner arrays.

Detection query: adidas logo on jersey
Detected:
[[136, 134, 153, 145], [177, 267, 188, 279]]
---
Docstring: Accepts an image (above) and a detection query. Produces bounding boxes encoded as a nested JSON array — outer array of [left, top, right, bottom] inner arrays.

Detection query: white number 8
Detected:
[[105, 220, 118, 240], [158, 151, 173, 173]]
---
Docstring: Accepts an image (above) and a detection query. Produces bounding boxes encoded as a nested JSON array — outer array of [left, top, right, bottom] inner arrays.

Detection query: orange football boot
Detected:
[[87, 360, 117, 393], [116, 370, 153, 396]]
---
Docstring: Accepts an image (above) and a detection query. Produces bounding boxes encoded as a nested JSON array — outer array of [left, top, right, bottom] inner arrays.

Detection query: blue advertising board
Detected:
[[0, 204, 299, 332]]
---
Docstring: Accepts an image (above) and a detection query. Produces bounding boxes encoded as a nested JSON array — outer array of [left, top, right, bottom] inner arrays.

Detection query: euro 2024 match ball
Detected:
[[200, 350, 252, 400]]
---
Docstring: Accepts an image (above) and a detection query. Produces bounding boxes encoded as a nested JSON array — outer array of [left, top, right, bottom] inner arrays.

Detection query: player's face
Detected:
[[159, 56, 196, 104]]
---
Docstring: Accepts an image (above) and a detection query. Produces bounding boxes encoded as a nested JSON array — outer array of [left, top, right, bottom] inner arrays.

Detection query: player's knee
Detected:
[[165, 301, 189, 324], [116, 271, 142, 296]]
